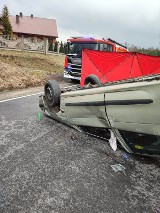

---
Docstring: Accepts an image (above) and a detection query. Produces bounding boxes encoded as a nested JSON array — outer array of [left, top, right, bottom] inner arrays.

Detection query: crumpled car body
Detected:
[[39, 75, 160, 156]]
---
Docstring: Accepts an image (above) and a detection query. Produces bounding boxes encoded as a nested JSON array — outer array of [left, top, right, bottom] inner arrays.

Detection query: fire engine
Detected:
[[64, 37, 128, 81]]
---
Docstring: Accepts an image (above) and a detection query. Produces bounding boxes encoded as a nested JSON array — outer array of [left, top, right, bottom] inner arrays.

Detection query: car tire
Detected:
[[84, 74, 101, 86], [44, 80, 61, 108]]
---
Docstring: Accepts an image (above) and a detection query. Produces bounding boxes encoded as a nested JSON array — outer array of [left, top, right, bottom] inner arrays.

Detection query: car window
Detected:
[[119, 130, 160, 156], [68, 42, 98, 56], [99, 43, 113, 52]]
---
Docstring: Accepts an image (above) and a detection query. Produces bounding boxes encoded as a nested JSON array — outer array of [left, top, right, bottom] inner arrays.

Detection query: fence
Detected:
[[0, 35, 53, 55]]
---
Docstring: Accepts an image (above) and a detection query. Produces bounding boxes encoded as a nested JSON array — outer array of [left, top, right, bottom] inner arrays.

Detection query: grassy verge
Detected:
[[0, 49, 65, 92]]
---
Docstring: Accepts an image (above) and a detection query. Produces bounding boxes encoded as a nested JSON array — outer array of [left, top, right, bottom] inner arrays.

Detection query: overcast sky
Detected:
[[0, 0, 160, 48]]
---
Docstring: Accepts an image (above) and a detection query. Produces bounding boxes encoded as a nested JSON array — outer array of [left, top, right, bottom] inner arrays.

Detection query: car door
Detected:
[[104, 80, 160, 136], [62, 88, 110, 128]]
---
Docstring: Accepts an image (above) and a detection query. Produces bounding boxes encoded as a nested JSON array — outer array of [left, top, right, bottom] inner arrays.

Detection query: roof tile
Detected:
[[9, 15, 58, 37]]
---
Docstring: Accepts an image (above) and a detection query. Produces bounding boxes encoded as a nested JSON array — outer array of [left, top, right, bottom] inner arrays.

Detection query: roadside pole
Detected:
[[44, 38, 48, 55]]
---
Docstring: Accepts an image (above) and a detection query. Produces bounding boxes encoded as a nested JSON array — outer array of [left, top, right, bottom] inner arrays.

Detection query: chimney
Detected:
[[31, 14, 33, 18], [20, 12, 23, 17], [16, 15, 19, 24]]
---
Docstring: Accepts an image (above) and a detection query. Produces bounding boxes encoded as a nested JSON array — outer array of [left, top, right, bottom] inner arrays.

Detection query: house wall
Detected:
[[12, 33, 56, 44]]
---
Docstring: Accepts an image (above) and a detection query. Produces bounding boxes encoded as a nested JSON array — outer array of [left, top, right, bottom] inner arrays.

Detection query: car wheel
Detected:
[[84, 74, 101, 86], [44, 80, 61, 108]]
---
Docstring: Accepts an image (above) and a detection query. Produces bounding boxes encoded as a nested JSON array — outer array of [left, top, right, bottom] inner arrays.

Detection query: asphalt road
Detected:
[[0, 94, 160, 213]]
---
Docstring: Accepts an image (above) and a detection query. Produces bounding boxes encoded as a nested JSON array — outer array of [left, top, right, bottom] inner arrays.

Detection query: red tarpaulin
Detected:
[[80, 50, 160, 86]]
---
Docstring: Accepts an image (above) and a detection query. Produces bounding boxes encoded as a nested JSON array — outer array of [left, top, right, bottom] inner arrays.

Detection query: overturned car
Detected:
[[39, 75, 160, 157]]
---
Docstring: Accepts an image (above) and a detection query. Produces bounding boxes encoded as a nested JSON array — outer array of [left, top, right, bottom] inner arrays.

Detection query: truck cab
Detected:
[[64, 37, 128, 81]]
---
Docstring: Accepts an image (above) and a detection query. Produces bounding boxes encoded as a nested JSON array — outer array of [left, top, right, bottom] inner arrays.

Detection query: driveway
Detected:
[[0, 92, 160, 213]]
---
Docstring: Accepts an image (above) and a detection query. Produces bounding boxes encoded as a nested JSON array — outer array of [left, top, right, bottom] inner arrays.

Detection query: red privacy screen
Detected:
[[80, 49, 160, 86]]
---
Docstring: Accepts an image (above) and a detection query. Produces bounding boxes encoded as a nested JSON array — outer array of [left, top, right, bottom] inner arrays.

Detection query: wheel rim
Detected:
[[46, 87, 53, 102]]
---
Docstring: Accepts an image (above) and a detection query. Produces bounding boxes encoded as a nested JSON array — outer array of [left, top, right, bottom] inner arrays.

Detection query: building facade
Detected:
[[0, 13, 58, 49]]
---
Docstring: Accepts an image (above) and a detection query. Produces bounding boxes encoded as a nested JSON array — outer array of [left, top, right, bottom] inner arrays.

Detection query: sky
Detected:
[[0, 0, 160, 48]]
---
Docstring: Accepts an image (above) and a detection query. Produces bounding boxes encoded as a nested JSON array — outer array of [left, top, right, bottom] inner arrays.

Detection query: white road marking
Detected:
[[0, 83, 72, 104], [0, 92, 43, 103]]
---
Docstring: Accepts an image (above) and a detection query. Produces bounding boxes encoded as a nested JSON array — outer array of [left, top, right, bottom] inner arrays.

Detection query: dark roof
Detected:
[[9, 15, 58, 37]]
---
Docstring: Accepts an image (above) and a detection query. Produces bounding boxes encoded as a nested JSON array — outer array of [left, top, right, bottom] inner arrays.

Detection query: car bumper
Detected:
[[64, 71, 81, 80]]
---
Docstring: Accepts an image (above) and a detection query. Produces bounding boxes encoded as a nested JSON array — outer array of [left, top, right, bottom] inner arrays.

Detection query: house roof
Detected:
[[9, 15, 58, 37]]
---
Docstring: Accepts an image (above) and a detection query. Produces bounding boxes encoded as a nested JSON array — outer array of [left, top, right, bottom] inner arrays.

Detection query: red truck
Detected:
[[64, 37, 128, 81]]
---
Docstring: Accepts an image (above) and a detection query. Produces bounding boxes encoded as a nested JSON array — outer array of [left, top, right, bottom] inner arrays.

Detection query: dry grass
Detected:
[[0, 49, 65, 91]]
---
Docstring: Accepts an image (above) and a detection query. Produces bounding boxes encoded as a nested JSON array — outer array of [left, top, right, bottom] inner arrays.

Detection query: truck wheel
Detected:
[[84, 74, 101, 86], [44, 80, 61, 108]]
